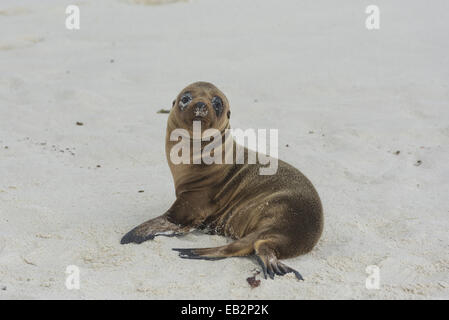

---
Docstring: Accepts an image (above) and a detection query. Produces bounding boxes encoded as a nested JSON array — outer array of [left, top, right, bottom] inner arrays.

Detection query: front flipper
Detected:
[[255, 253, 304, 281], [121, 215, 192, 244]]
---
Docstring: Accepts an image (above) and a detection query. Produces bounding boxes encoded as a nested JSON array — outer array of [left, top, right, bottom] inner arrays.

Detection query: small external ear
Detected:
[[172, 100, 176, 107], [227, 110, 231, 119]]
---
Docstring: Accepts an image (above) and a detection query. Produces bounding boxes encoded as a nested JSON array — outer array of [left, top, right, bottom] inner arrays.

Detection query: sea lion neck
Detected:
[[165, 115, 235, 196]]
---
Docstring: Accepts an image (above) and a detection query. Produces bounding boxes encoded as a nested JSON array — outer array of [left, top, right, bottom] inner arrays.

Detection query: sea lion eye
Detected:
[[212, 96, 223, 117], [179, 92, 192, 111], [181, 96, 189, 104]]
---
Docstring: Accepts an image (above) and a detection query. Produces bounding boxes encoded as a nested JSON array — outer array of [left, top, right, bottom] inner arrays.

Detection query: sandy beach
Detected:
[[1, 0, 448, 299]]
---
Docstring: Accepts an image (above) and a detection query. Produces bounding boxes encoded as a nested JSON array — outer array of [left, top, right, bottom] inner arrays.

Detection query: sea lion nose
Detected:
[[193, 102, 208, 117]]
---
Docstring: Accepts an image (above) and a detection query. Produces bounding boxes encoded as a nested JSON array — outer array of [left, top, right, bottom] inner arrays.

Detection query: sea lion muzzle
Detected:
[[193, 102, 208, 117]]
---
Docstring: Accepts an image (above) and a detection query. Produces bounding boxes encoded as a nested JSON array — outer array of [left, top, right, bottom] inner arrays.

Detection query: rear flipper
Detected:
[[173, 234, 304, 281], [173, 233, 257, 260], [254, 238, 304, 280], [255, 252, 303, 281], [172, 248, 227, 261]]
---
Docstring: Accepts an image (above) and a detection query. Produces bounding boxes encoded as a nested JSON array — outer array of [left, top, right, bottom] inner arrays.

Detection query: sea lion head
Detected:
[[169, 81, 231, 135]]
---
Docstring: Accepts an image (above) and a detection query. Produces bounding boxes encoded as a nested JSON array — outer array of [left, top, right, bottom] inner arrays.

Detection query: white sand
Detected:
[[0, 0, 448, 299]]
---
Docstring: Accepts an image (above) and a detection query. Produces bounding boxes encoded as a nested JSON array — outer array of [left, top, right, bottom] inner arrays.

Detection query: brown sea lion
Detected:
[[121, 81, 323, 280]]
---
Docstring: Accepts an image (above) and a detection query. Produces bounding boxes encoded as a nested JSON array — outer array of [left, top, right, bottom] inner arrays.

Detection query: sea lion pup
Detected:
[[121, 81, 323, 280]]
